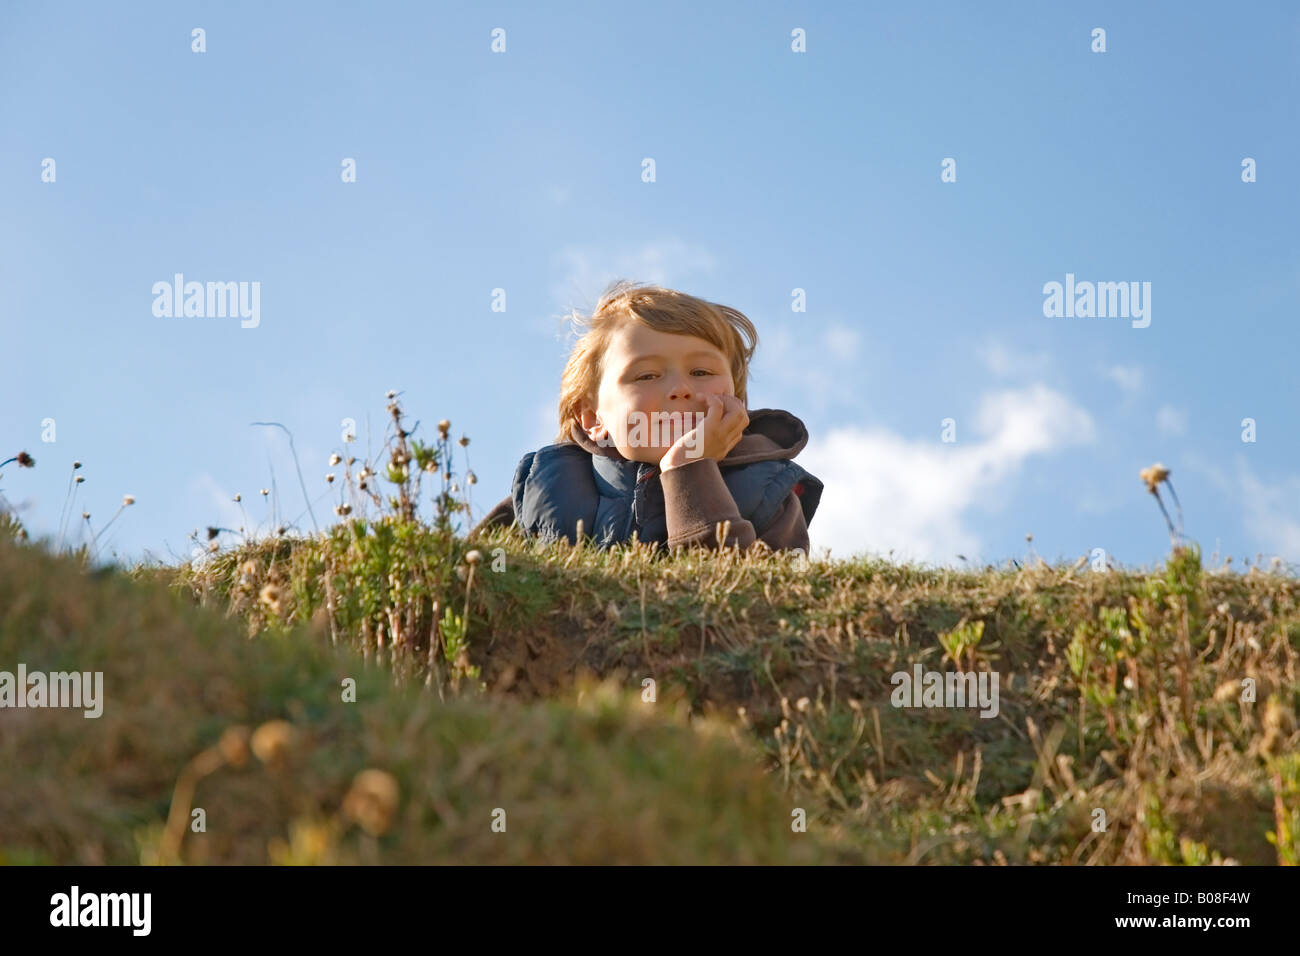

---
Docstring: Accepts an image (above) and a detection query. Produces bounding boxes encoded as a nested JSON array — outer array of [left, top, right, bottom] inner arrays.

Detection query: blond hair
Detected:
[[554, 280, 759, 443]]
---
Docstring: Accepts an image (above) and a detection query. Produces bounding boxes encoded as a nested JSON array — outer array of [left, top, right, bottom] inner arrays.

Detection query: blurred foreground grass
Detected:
[[0, 528, 850, 865]]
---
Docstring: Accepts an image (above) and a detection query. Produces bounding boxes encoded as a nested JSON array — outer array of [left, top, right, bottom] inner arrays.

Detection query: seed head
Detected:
[[122, 494, 135, 506], [217, 726, 251, 767], [15, 451, 34, 468], [250, 720, 294, 765], [73, 460, 82, 469], [81, 511, 90, 520], [458, 435, 469, 447], [1139, 463, 1170, 494], [259, 583, 284, 615], [1213, 680, 1240, 703], [342, 769, 400, 837], [466, 470, 477, 485], [260, 488, 269, 497], [386, 390, 396, 400], [329, 453, 341, 466], [437, 419, 451, 439], [75, 475, 84, 484], [465, 549, 483, 566], [207, 526, 219, 541], [233, 493, 242, 502], [326, 473, 335, 483]]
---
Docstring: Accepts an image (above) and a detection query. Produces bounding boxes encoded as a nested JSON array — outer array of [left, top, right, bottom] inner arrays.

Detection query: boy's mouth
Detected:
[[615, 409, 706, 449]]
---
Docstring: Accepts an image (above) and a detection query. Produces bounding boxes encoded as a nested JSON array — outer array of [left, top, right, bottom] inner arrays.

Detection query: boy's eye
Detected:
[[632, 369, 715, 381]]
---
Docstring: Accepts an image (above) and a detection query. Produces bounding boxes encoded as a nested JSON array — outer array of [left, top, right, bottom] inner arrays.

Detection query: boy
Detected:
[[471, 281, 822, 551]]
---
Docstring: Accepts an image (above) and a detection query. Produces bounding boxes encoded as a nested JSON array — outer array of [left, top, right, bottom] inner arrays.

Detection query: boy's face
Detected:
[[578, 322, 735, 463]]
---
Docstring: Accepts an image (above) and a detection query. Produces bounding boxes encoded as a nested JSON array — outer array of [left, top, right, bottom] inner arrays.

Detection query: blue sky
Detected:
[[2, 0, 1297, 570]]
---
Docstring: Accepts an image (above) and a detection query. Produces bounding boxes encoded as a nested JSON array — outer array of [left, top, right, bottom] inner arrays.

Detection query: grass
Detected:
[[4, 394, 1299, 864], [0, 530, 850, 865], [161, 517, 1300, 864]]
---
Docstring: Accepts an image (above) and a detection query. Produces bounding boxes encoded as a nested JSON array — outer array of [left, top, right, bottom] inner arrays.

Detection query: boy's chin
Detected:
[[617, 445, 669, 465]]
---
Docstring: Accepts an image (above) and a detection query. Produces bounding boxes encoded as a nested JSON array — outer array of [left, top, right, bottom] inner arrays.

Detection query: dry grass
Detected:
[[163, 516, 1300, 865], [0, 532, 851, 865]]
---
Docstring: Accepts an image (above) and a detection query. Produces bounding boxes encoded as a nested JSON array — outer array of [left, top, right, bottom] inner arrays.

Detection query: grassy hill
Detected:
[[4, 394, 1298, 865], [150, 513, 1300, 865], [0, 526, 853, 865]]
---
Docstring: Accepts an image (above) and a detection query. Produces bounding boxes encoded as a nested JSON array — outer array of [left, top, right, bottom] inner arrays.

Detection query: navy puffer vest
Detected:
[[511, 443, 822, 547]]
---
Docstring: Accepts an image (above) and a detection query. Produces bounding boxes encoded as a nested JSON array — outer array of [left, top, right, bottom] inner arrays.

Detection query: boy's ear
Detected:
[[578, 405, 605, 439]]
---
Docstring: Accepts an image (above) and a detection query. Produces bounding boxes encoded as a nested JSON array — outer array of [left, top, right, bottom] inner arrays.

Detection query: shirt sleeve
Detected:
[[659, 458, 809, 552]]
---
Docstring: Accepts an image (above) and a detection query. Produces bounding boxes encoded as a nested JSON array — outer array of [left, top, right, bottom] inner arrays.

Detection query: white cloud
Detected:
[[534, 395, 560, 448], [1105, 365, 1144, 394], [550, 239, 718, 312], [192, 472, 246, 531], [186, 472, 248, 565], [752, 321, 863, 411], [1157, 453, 1300, 564], [1237, 462, 1300, 560], [978, 341, 1051, 377], [1155, 404, 1187, 437], [823, 323, 860, 359], [799, 384, 1096, 564]]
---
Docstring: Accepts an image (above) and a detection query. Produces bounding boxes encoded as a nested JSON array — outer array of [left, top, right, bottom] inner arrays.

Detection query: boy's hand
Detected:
[[659, 394, 748, 472]]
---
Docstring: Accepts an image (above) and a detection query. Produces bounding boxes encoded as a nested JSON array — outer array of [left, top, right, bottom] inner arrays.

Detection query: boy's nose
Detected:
[[665, 375, 691, 401]]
